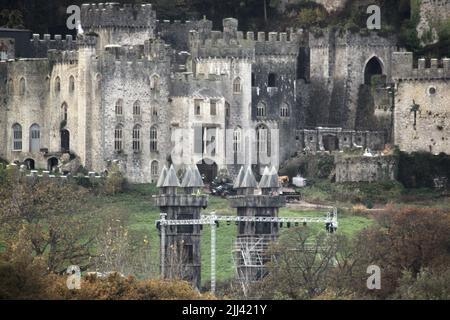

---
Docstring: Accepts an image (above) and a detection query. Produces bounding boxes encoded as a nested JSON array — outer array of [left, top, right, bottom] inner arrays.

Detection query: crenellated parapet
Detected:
[[48, 49, 78, 65], [392, 52, 450, 81], [81, 2, 156, 29], [30, 34, 77, 57], [102, 37, 171, 61], [189, 18, 302, 59], [309, 29, 397, 49]]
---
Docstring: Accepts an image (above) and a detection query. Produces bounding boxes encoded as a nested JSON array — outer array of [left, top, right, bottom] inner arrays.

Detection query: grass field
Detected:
[[83, 183, 374, 285]]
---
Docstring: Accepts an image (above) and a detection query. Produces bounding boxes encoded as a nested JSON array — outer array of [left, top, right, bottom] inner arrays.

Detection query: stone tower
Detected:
[[155, 165, 207, 289], [229, 166, 286, 285]]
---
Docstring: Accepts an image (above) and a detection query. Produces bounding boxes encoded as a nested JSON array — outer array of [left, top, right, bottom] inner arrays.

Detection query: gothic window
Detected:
[[133, 100, 141, 115], [55, 76, 61, 93], [8, 78, 13, 93], [233, 77, 241, 94], [115, 99, 123, 116], [257, 102, 266, 117], [61, 102, 68, 122], [233, 127, 242, 153], [19, 77, 25, 96], [30, 124, 40, 153], [151, 160, 159, 176], [151, 102, 159, 117], [132, 125, 141, 152], [12, 123, 22, 151], [280, 103, 290, 118], [268, 73, 276, 87], [150, 126, 158, 152], [225, 102, 230, 118], [151, 74, 160, 92], [256, 124, 270, 157], [96, 74, 102, 92], [194, 99, 201, 115], [69, 75, 75, 93], [210, 100, 217, 116], [251, 73, 256, 87], [114, 125, 123, 152]]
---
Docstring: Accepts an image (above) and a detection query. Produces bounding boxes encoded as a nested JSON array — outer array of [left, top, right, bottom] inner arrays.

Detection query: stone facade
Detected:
[[392, 52, 450, 155], [335, 155, 398, 183], [0, 3, 448, 184]]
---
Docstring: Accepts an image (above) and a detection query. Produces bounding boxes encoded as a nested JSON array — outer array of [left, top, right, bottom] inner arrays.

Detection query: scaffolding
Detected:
[[156, 208, 338, 295]]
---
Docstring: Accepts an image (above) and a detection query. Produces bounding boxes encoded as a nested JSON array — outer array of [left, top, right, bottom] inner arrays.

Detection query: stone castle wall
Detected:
[[392, 52, 450, 155], [335, 154, 398, 183]]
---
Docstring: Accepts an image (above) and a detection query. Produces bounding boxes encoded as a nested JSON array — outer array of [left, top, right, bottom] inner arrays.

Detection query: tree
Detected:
[[258, 227, 342, 299], [348, 206, 450, 299], [395, 267, 450, 300], [0, 9, 24, 28], [0, 166, 94, 274]]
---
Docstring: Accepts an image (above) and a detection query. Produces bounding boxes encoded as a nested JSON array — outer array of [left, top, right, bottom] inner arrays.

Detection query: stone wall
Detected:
[[335, 155, 398, 183], [308, 30, 397, 129], [392, 53, 450, 155]]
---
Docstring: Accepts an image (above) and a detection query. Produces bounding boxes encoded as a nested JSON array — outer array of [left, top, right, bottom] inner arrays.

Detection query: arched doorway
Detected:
[[24, 158, 35, 170], [48, 157, 58, 172], [196, 159, 218, 183], [364, 57, 383, 85], [61, 129, 70, 152]]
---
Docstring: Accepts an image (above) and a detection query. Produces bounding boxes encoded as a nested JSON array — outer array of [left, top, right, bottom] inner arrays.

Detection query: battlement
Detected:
[[392, 52, 450, 80], [309, 29, 397, 49], [48, 49, 78, 65], [30, 34, 77, 57], [189, 18, 302, 58], [81, 2, 156, 29]]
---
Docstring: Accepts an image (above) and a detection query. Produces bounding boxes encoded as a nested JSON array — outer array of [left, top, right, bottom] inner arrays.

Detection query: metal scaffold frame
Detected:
[[156, 208, 338, 295]]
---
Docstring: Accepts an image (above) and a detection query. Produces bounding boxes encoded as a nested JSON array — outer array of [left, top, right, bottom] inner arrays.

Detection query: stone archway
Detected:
[[196, 159, 218, 183], [47, 157, 58, 172], [364, 56, 383, 85]]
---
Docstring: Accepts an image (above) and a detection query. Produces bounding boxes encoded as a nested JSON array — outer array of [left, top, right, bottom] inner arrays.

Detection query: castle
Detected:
[[0, 3, 449, 183]]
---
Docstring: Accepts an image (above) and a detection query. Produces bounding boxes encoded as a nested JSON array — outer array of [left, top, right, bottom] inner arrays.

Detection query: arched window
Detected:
[[280, 103, 290, 117], [257, 102, 266, 117], [233, 77, 241, 94], [268, 73, 276, 87], [233, 127, 242, 153], [8, 78, 13, 93], [55, 76, 61, 93], [115, 99, 123, 116], [114, 125, 123, 152], [69, 75, 75, 93], [150, 126, 158, 152], [96, 74, 102, 92], [251, 73, 256, 87], [12, 123, 22, 151], [256, 124, 270, 157], [19, 77, 26, 96], [132, 125, 141, 152], [151, 160, 159, 176], [151, 102, 159, 117], [133, 100, 141, 115], [61, 102, 68, 122], [151, 74, 160, 92], [225, 101, 230, 118], [30, 124, 40, 153]]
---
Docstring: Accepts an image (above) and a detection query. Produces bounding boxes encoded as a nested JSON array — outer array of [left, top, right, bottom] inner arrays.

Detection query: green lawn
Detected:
[[82, 184, 374, 286]]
